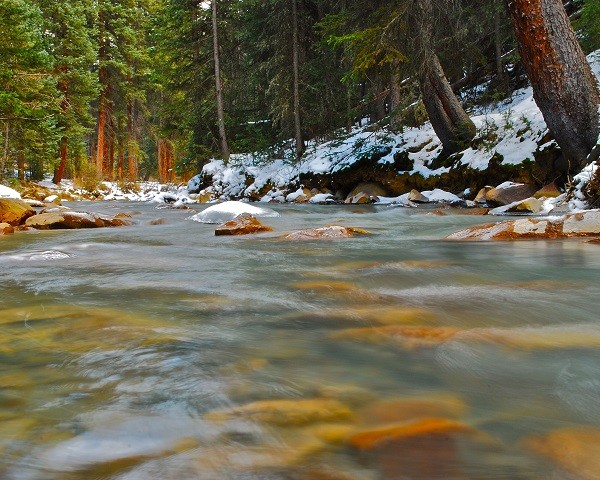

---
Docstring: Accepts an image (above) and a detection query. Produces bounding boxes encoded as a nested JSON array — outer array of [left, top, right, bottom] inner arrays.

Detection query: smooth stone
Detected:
[[507, 197, 545, 213], [534, 181, 562, 198], [214, 213, 273, 236], [0, 222, 14, 234], [0, 198, 36, 226], [562, 210, 600, 235], [485, 183, 537, 206], [25, 211, 132, 229], [474, 186, 493, 203], [408, 189, 429, 203]]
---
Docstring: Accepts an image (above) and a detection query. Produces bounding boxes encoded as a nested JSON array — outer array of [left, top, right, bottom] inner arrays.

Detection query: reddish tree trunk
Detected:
[[127, 99, 138, 181], [53, 138, 68, 184], [96, 101, 106, 176], [291, 0, 304, 159], [212, 0, 230, 162], [506, 0, 600, 170]]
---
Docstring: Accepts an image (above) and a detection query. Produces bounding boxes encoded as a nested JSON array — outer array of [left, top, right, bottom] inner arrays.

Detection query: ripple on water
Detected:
[[1, 250, 72, 261]]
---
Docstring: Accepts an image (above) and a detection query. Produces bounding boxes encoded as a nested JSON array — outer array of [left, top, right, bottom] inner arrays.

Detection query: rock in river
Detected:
[[190, 200, 279, 224], [0, 198, 36, 226], [283, 225, 370, 240], [215, 213, 273, 236], [25, 211, 132, 229]]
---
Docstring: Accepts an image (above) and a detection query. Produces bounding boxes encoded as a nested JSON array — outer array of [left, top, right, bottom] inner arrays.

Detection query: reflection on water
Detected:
[[1, 202, 600, 479]]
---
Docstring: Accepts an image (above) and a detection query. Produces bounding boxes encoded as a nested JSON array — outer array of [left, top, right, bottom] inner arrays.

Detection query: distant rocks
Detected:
[[0, 199, 36, 226], [214, 213, 273, 236], [446, 209, 600, 241]]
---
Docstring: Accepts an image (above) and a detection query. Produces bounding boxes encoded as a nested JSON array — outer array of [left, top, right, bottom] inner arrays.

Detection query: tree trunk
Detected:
[[291, 0, 304, 160], [1, 122, 8, 180], [413, 0, 476, 154], [157, 139, 174, 184], [53, 138, 68, 184], [506, 0, 600, 170], [389, 72, 402, 130], [127, 99, 138, 181], [17, 150, 25, 181], [419, 53, 476, 153], [370, 74, 386, 124], [96, 101, 106, 176], [212, 0, 230, 162]]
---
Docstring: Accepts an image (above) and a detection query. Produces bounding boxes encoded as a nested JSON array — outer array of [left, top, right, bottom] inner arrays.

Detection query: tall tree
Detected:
[[291, 0, 304, 159], [506, 0, 600, 170], [211, 0, 230, 162]]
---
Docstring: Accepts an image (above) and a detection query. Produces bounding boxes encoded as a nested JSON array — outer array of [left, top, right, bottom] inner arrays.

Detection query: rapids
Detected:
[[1, 201, 600, 479]]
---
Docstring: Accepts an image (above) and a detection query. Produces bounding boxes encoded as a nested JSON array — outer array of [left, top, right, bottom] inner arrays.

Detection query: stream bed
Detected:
[[1, 201, 600, 479]]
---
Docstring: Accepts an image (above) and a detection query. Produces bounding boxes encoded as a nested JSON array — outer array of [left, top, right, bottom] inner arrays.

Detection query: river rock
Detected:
[[0, 222, 14, 234], [345, 192, 374, 204], [506, 197, 545, 214], [331, 325, 459, 349], [0, 198, 36, 226], [190, 201, 279, 224], [527, 427, 600, 480], [43, 194, 61, 205], [348, 417, 475, 450], [474, 186, 493, 203], [348, 182, 388, 198], [215, 213, 273, 236], [562, 210, 600, 235], [25, 211, 132, 229], [485, 182, 537, 206], [283, 225, 370, 240], [534, 182, 562, 199], [204, 398, 353, 426], [22, 199, 45, 207], [408, 189, 429, 203]]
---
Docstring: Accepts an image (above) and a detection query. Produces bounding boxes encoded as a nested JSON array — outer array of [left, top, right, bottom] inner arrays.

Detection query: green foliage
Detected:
[[575, 0, 600, 52]]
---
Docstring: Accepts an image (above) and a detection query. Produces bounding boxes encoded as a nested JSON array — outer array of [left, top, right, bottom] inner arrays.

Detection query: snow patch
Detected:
[[189, 201, 279, 224]]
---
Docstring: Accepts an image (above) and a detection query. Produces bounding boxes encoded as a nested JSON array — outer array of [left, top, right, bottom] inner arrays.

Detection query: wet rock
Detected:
[[283, 226, 370, 240], [345, 192, 375, 204], [408, 189, 429, 203], [22, 198, 45, 207], [474, 186, 493, 203], [348, 417, 476, 450], [348, 182, 388, 198], [527, 427, 600, 480], [506, 197, 545, 214], [331, 325, 459, 349], [447, 210, 600, 241], [0, 198, 36, 226], [563, 210, 600, 235], [0, 222, 14, 234], [43, 194, 61, 205], [215, 213, 273, 236], [204, 398, 353, 426], [149, 218, 167, 225], [25, 211, 132, 230], [358, 394, 467, 425], [486, 182, 537, 206], [534, 181, 562, 199]]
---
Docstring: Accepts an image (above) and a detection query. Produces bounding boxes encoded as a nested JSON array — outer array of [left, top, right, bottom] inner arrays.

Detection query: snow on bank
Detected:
[[192, 50, 600, 208], [0, 185, 21, 199]]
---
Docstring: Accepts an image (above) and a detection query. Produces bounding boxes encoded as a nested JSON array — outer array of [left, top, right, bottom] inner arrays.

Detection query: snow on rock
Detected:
[[189, 201, 279, 224], [569, 161, 598, 211], [309, 193, 335, 203], [421, 189, 462, 204], [0, 185, 21, 199]]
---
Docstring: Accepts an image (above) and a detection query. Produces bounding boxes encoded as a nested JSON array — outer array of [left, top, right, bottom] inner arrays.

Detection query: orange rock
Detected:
[[214, 213, 273, 236], [446, 218, 563, 241], [348, 417, 475, 450], [331, 325, 459, 349], [0, 198, 35, 226], [283, 225, 370, 240], [204, 398, 353, 426], [527, 427, 600, 480], [0, 222, 14, 234], [359, 394, 467, 425]]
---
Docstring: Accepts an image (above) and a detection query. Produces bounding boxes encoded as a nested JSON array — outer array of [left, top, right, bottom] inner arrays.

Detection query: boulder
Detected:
[[344, 192, 374, 204], [214, 213, 273, 236], [43, 194, 61, 205], [562, 210, 600, 236], [474, 186, 493, 203], [0, 222, 15, 235], [19, 184, 52, 201], [22, 199, 45, 207], [485, 182, 537, 206], [506, 197, 545, 214], [25, 211, 132, 230], [190, 201, 279, 224], [534, 181, 562, 199], [0, 198, 36, 226], [283, 225, 370, 240], [347, 182, 388, 198], [408, 189, 429, 203]]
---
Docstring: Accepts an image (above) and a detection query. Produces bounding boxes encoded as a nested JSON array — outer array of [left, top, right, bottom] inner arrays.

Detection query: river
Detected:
[[1, 201, 600, 479]]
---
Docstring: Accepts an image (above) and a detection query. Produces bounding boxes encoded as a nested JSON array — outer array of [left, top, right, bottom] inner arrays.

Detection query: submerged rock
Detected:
[[331, 325, 459, 349], [527, 427, 600, 480], [283, 225, 370, 240], [204, 398, 353, 426], [0, 198, 36, 226], [348, 417, 476, 450], [215, 213, 273, 236]]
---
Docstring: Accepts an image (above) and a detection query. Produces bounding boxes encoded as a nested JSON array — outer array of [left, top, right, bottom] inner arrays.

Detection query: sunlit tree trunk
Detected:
[[212, 0, 230, 162], [127, 96, 138, 181], [53, 138, 68, 185], [1, 122, 8, 180], [506, 0, 600, 170]]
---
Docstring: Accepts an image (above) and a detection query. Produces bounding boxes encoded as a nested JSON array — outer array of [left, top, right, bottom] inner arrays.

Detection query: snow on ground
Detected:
[[0, 185, 21, 199], [189, 201, 279, 224]]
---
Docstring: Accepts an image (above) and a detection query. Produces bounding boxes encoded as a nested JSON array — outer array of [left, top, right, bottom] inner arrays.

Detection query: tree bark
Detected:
[[506, 0, 600, 170], [413, 0, 476, 154], [419, 53, 477, 153], [291, 0, 304, 159], [127, 98, 138, 181], [1, 122, 8, 180], [53, 138, 68, 184], [212, 0, 230, 163], [389, 72, 402, 130]]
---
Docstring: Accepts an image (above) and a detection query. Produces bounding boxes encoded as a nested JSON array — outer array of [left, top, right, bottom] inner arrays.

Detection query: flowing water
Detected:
[[2, 201, 600, 480]]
